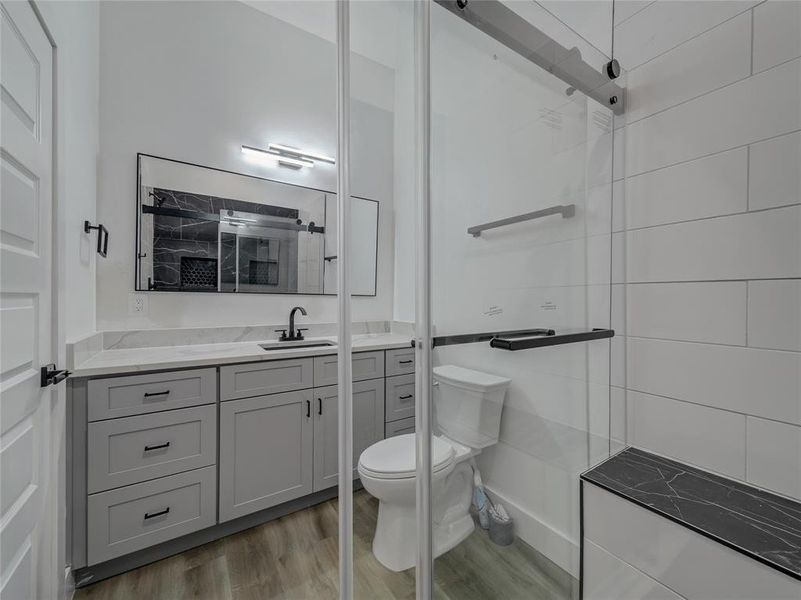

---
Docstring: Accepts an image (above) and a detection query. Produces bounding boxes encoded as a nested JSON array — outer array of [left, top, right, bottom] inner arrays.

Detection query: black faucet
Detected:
[[276, 306, 308, 341]]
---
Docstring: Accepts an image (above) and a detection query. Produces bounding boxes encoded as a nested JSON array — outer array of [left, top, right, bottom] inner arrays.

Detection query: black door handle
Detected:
[[84, 221, 109, 257], [318, 398, 322, 415], [144, 507, 170, 520], [306, 399, 311, 418], [144, 442, 170, 452]]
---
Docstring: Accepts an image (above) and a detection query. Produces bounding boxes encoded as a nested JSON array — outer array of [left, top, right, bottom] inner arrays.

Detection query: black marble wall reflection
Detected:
[[150, 188, 298, 291]]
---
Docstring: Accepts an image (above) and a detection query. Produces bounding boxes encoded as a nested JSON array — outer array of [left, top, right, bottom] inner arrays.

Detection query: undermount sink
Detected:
[[259, 340, 337, 351]]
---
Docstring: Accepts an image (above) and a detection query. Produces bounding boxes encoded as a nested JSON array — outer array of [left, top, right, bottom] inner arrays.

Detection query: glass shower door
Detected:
[[417, 1, 624, 597]]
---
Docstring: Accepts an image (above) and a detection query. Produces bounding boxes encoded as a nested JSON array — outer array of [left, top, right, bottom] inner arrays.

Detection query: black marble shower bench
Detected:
[[581, 447, 801, 582]]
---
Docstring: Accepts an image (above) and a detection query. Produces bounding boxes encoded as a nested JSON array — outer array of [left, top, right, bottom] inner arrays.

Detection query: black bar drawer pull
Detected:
[[399, 394, 413, 400], [144, 442, 170, 452], [143, 390, 170, 398], [144, 507, 170, 520], [399, 360, 413, 364]]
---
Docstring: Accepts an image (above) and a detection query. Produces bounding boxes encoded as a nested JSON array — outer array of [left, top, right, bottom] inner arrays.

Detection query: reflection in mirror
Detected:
[[136, 154, 378, 296]]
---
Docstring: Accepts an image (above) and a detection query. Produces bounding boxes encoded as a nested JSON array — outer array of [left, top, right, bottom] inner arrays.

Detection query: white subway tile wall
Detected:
[[617, 0, 801, 501]]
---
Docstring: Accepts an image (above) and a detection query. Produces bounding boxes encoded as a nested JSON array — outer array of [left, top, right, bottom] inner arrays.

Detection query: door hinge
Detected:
[[41, 364, 71, 387]]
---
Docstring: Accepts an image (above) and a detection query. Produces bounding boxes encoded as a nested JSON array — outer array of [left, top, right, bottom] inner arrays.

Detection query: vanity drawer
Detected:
[[313, 351, 385, 387], [87, 368, 216, 421], [220, 358, 313, 401], [385, 374, 415, 422], [385, 348, 415, 376], [86, 466, 216, 565], [385, 416, 415, 438], [87, 405, 217, 493]]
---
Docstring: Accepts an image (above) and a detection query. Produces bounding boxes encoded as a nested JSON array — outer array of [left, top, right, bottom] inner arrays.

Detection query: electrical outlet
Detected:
[[128, 293, 148, 315]]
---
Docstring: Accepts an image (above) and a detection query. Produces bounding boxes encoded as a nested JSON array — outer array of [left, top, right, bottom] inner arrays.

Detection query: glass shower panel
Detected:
[[347, 2, 418, 598], [426, 1, 620, 597]]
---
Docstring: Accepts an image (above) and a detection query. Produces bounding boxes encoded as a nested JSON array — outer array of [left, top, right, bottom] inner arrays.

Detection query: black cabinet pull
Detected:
[[318, 398, 322, 415], [144, 442, 170, 452], [306, 399, 311, 418], [399, 360, 413, 364], [143, 390, 170, 398], [399, 394, 413, 400], [144, 507, 170, 520]]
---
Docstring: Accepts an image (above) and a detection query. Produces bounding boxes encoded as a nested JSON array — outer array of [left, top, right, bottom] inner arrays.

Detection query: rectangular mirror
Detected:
[[135, 154, 378, 296]]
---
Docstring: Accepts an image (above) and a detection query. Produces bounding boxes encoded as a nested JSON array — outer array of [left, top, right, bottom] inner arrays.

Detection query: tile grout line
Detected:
[[625, 201, 800, 234], [744, 414, 749, 482], [745, 280, 750, 347], [626, 127, 801, 181], [746, 144, 751, 211], [621, 0, 767, 73], [626, 333, 801, 354], [613, 0, 657, 29], [624, 386, 801, 430], [750, 6, 755, 76], [625, 53, 801, 130]]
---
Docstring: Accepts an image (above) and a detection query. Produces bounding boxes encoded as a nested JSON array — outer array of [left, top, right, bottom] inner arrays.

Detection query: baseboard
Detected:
[[484, 484, 579, 578]]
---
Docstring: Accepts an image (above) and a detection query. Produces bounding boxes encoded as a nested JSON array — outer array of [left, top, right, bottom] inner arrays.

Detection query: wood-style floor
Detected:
[[75, 490, 577, 600]]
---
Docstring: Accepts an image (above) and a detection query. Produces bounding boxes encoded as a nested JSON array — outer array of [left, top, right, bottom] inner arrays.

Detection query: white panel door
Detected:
[[0, 2, 55, 599]]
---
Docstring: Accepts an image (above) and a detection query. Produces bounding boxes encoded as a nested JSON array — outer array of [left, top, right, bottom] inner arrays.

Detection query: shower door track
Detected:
[[433, 0, 625, 114]]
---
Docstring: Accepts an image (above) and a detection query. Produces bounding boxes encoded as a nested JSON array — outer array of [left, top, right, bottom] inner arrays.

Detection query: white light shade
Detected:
[[241, 145, 313, 169], [268, 143, 336, 164]]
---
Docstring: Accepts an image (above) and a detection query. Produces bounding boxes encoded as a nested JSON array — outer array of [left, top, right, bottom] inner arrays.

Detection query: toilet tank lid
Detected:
[[433, 365, 511, 392]]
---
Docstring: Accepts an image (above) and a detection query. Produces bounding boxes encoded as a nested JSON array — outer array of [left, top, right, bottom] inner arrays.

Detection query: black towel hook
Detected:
[[84, 221, 109, 258]]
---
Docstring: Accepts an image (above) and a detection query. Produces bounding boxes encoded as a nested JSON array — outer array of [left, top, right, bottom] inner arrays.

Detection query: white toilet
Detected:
[[358, 365, 511, 572]]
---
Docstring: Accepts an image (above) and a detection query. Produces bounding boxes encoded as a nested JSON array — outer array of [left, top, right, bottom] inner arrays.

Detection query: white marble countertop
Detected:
[[70, 333, 413, 378]]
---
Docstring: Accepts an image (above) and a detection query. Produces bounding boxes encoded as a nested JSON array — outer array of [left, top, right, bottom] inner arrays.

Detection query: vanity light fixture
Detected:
[[241, 145, 314, 169], [267, 143, 336, 165]]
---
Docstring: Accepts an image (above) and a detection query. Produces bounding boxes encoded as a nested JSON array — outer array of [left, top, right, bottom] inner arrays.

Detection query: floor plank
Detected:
[[75, 490, 577, 600]]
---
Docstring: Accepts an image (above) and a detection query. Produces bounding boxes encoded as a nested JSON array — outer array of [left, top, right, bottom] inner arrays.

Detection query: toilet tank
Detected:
[[432, 365, 511, 449]]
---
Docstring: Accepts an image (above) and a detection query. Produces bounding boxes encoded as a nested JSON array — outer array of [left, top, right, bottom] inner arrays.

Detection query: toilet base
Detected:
[[372, 504, 476, 572]]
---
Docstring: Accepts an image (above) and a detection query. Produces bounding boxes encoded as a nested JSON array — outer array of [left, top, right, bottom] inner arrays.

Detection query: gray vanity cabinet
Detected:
[[73, 346, 413, 577], [218, 389, 314, 522], [312, 379, 385, 492]]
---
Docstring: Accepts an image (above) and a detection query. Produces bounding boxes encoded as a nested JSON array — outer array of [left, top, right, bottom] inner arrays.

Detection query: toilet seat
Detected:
[[358, 434, 454, 480]]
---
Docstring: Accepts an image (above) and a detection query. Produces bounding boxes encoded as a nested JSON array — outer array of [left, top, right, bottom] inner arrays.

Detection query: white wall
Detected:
[[44, 0, 99, 344], [390, 1, 416, 324], [615, 0, 801, 502], [390, 1, 619, 576], [96, 0, 396, 330]]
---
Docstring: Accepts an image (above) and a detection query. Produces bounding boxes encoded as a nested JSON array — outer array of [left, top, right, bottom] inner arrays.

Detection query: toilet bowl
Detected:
[[358, 433, 475, 571], [358, 365, 511, 572]]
